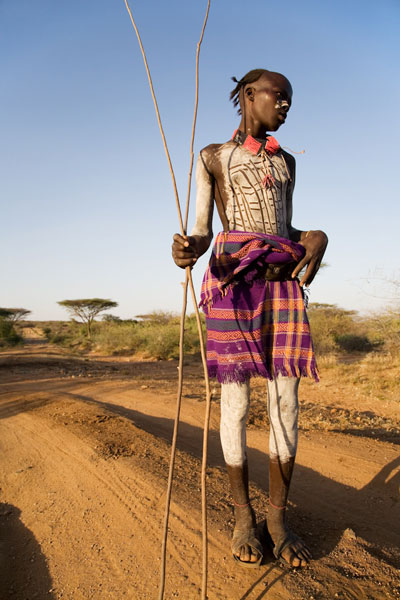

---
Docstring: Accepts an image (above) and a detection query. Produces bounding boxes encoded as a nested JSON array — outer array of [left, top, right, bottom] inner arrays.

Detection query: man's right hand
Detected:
[[172, 234, 198, 269]]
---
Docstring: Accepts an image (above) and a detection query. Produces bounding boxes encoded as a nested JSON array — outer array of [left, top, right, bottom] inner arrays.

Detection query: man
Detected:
[[172, 69, 327, 568]]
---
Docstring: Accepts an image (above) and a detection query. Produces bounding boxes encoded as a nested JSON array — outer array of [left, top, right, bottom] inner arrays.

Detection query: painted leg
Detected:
[[220, 381, 262, 565], [267, 375, 312, 567]]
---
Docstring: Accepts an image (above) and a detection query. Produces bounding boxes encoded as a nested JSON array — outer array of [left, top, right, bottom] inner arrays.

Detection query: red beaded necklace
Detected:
[[231, 129, 280, 156]]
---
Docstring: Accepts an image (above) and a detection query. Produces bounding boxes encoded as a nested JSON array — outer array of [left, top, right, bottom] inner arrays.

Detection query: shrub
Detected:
[[92, 312, 206, 359], [307, 303, 357, 355], [363, 310, 400, 358], [0, 318, 22, 347], [335, 333, 377, 353], [41, 321, 89, 348], [307, 303, 400, 358]]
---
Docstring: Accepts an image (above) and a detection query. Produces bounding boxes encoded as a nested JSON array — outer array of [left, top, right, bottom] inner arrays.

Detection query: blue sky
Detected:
[[1, 0, 399, 320]]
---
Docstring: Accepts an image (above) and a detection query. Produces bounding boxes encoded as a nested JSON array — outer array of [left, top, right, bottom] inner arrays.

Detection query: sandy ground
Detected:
[[0, 329, 399, 600]]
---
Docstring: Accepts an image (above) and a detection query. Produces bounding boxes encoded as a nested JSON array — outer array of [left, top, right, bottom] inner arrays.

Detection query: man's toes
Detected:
[[281, 547, 300, 567], [237, 544, 260, 563], [249, 549, 259, 563], [292, 541, 312, 563], [297, 547, 311, 563], [295, 551, 308, 567], [240, 545, 251, 562]]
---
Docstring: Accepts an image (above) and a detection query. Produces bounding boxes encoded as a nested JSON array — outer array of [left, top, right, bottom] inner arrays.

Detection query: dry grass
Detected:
[[247, 352, 400, 442]]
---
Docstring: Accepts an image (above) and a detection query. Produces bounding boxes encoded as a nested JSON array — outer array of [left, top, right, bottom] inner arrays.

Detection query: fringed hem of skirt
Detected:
[[208, 363, 319, 383]]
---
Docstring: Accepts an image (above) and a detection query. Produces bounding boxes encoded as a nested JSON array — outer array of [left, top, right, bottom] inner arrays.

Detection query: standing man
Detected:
[[172, 69, 327, 568]]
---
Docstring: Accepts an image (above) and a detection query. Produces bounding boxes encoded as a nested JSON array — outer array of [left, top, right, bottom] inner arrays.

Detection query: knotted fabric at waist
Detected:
[[199, 230, 305, 308]]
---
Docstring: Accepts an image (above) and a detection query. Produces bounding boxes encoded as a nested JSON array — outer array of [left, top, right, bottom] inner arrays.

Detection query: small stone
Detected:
[[343, 528, 356, 540]]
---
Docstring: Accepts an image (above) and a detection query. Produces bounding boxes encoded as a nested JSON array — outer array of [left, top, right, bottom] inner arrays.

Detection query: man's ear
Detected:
[[244, 86, 255, 102]]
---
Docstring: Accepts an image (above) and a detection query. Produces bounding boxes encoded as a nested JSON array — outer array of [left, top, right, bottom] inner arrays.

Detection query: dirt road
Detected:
[[0, 334, 399, 599]]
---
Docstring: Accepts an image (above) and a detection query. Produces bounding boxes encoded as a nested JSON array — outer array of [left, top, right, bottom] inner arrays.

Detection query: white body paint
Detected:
[[220, 375, 299, 466], [220, 381, 250, 466], [226, 145, 290, 236], [191, 143, 294, 239], [275, 100, 289, 110], [191, 138, 300, 467], [191, 155, 214, 238], [267, 375, 299, 460]]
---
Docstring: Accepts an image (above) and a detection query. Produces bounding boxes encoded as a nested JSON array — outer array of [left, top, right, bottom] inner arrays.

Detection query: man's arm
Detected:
[[284, 152, 328, 286], [172, 150, 214, 269]]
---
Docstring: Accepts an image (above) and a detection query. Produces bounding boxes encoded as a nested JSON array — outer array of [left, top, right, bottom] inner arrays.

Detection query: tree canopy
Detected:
[[0, 308, 31, 322], [57, 298, 118, 337]]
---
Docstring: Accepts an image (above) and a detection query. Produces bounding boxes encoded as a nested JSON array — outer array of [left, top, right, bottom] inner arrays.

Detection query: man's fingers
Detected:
[[173, 233, 197, 249], [305, 270, 317, 286], [175, 258, 196, 268], [172, 245, 196, 260], [173, 245, 195, 256], [172, 233, 189, 247], [172, 234, 198, 269], [300, 257, 323, 286], [299, 262, 314, 287], [291, 256, 308, 279], [300, 258, 322, 286]]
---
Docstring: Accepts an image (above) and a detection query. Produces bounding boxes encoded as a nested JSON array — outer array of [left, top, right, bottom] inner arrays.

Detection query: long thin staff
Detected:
[[183, 5, 212, 597], [123, 3, 211, 599]]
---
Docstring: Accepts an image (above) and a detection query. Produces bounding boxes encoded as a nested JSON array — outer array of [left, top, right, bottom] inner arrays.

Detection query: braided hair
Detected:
[[230, 69, 270, 115]]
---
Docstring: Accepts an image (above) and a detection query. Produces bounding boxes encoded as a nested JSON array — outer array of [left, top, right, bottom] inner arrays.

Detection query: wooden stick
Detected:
[[123, 3, 212, 599]]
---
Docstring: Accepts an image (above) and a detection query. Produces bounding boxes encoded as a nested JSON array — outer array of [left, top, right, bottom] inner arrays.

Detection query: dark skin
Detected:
[[172, 71, 327, 567]]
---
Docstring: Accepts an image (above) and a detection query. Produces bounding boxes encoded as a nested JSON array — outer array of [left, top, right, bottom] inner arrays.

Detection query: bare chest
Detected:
[[215, 144, 291, 237]]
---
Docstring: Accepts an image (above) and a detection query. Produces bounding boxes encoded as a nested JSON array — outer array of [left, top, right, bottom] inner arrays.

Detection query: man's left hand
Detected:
[[291, 230, 328, 287]]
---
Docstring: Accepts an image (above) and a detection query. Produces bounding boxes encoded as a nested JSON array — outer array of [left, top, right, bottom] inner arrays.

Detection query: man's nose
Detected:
[[280, 100, 290, 112]]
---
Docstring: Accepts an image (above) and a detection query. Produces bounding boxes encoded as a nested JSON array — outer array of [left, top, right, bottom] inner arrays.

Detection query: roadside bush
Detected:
[[92, 311, 206, 359], [41, 321, 91, 349], [308, 303, 400, 358], [363, 310, 400, 358], [335, 333, 377, 353], [0, 318, 22, 347], [307, 303, 358, 355]]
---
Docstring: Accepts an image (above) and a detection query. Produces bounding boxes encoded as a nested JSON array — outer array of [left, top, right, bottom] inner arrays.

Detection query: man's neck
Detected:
[[237, 118, 268, 140]]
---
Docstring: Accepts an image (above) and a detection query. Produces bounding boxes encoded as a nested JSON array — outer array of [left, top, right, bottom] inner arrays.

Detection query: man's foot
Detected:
[[267, 507, 311, 568], [231, 505, 263, 566]]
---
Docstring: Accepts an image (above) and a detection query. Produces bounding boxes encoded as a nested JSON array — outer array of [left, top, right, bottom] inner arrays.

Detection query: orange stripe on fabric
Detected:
[[207, 351, 266, 365]]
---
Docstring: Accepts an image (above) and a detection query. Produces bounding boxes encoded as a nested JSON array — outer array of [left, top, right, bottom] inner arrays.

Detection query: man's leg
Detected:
[[267, 375, 312, 567], [220, 380, 261, 564]]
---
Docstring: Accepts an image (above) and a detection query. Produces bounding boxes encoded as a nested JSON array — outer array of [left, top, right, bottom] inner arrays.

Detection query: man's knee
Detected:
[[220, 380, 250, 421], [267, 375, 299, 460], [220, 380, 250, 466]]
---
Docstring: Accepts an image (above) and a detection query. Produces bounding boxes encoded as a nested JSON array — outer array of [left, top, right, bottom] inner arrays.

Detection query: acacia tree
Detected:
[[0, 308, 26, 346], [57, 298, 118, 338], [0, 308, 32, 322]]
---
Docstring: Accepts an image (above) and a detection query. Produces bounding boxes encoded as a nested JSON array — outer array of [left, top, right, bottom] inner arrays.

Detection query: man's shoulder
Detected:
[[200, 141, 231, 156], [281, 149, 296, 168], [199, 140, 236, 175]]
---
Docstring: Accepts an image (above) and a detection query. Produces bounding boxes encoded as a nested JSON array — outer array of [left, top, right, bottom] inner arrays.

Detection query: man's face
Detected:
[[247, 73, 293, 132]]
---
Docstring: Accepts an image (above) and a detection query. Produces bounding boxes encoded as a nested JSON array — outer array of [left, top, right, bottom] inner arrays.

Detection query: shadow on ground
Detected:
[[0, 503, 55, 599], [45, 388, 400, 566]]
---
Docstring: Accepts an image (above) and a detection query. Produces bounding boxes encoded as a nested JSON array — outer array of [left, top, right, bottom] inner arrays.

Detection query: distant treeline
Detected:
[[33, 305, 400, 360], [40, 311, 204, 360]]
